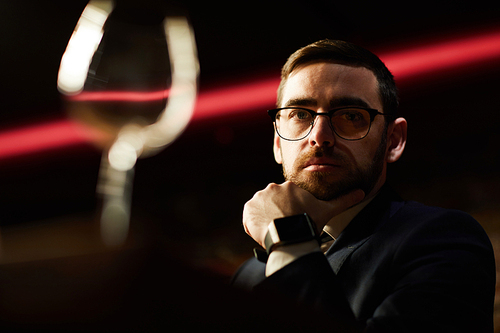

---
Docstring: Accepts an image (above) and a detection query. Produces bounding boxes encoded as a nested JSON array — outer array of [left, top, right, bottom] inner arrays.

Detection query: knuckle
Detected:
[[265, 183, 278, 190]]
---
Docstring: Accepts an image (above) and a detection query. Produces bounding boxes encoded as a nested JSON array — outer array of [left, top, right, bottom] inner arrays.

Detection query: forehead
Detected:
[[281, 62, 381, 109]]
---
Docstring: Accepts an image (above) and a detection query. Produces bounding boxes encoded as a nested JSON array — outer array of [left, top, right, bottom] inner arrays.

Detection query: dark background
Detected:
[[1, 1, 500, 328]]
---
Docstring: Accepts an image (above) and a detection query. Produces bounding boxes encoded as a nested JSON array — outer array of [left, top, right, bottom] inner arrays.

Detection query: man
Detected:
[[232, 40, 495, 332]]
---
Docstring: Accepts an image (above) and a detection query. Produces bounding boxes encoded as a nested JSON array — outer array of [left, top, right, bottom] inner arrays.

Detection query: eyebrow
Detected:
[[283, 96, 370, 109], [283, 97, 316, 108]]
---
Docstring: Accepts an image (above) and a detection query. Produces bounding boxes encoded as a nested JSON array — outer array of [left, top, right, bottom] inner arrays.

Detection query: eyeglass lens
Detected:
[[275, 108, 372, 140]]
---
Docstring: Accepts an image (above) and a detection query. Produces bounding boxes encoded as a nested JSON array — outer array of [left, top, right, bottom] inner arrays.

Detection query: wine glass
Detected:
[[57, 0, 199, 246]]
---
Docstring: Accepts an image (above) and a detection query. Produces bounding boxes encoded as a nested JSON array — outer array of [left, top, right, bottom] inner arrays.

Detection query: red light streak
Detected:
[[67, 88, 171, 102], [192, 76, 279, 121], [3, 27, 500, 160], [379, 29, 500, 81], [0, 120, 106, 160]]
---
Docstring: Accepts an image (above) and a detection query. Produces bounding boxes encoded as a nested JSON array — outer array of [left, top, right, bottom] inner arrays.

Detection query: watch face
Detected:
[[274, 214, 315, 240]]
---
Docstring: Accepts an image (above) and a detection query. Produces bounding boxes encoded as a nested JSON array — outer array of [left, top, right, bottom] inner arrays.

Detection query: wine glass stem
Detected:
[[97, 152, 135, 247]]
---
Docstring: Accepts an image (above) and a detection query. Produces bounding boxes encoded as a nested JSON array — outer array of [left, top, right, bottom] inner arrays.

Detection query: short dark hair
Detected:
[[277, 39, 398, 119]]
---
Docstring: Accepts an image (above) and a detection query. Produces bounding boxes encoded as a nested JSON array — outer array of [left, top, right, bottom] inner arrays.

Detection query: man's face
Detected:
[[274, 62, 389, 200]]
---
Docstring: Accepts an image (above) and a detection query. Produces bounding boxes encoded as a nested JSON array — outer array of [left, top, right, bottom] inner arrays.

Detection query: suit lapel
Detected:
[[326, 235, 373, 274], [325, 186, 404, 274]]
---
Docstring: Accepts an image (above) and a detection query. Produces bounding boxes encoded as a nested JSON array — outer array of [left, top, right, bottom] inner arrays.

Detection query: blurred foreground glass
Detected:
[[57, 0, 199, 246]]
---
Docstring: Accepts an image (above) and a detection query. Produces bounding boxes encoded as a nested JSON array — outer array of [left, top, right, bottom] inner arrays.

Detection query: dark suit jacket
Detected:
[[232, 187, 496, 332]]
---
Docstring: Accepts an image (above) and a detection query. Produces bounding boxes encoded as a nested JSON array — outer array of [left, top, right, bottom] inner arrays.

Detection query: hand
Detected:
[[243, 181, 365, 248]]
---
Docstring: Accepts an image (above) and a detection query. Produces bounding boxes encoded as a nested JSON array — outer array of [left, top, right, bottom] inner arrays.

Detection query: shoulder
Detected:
[[357, 192, 496, 272], [381, 200, 494, 268], [374, 187, 486, 234], [352, 187, 492, 253], [393, 200, 489, 238]]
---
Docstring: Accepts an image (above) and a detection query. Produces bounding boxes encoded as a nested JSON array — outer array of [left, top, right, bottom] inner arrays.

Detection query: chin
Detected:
[[309, 186, 355, 201], [292, 175, 350, 201]]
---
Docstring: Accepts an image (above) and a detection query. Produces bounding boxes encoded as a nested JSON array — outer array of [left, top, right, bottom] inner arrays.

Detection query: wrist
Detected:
[[265, 240, 321, 277]]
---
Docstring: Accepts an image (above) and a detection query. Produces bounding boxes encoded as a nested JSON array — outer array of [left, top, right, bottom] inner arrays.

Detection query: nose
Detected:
[[308, 114, 335, 147]]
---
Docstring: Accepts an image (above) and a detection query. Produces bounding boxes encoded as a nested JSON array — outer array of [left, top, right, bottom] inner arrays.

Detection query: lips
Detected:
[[303, 157, 340, 171]]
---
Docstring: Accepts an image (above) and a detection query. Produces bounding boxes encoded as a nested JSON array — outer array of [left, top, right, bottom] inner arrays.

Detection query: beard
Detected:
[[282, 134, 387, 201]]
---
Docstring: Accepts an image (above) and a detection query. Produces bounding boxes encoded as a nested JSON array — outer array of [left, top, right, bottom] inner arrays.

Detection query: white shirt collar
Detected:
[[323, 195, 376, 240]]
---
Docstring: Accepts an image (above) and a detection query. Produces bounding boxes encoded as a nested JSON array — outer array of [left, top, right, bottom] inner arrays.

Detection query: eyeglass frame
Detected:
[[267, 106, 392, 141]]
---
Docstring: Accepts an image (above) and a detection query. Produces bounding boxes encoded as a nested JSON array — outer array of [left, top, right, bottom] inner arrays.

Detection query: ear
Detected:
[[386, 117, 407, 163], [273, 131, 282, 164]]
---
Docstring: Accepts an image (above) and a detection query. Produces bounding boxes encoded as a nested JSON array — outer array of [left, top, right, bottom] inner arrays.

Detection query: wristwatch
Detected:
[[264, 213, 319, 255]]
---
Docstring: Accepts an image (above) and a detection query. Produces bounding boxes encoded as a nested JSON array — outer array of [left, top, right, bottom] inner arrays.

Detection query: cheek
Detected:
[[358, 138, 387, 167], [339, 139, 381, 168], [280, 143, 301, 168]]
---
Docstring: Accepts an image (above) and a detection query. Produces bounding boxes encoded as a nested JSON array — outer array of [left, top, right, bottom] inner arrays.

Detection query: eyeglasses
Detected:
[[267, 106, 391, 141]]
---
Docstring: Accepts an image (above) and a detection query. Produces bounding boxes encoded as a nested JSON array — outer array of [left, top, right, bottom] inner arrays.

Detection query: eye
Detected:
[[342, 110, 364, 121], [289, 109, 312, 121], [332, 108, 370, 129]]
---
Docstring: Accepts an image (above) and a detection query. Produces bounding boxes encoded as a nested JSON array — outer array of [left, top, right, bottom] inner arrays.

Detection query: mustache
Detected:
[[312, 146, 331, 158], [297, 146, 347, 165]]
